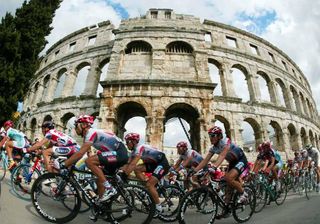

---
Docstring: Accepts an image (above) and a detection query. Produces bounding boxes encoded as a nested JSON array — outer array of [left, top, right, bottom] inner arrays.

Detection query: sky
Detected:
[[1, 0, 320, 146]]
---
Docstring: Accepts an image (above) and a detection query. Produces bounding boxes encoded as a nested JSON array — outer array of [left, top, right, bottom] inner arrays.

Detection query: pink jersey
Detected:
[[45, 129, 78, 147]]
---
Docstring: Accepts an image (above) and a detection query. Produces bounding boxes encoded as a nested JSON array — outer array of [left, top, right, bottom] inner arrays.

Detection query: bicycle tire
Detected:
[[275, 179, 287, 205], [178, 186, 217, 224], [158, 184, 185, 222], [0, 154, 7, 181], [31, 173, 81, 223], [254, 182, 267, 213], [108, 184, 155, 224], [11, 164, 42, 200], [232, 185, 255, 223]]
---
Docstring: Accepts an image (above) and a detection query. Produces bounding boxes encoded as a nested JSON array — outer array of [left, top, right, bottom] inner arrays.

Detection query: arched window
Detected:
[[125, 41, 152, 54], [54, 69, 66, 98], [166, 41, 193, 54]]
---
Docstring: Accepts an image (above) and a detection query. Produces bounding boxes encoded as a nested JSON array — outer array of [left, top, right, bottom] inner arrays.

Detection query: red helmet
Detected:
[[3, 120, 14, 128], [261, 141, 271, 151], [75, 115, 94, 125], [208, 126, 223, 135], [176, 141, 188, 149], [124, 133, 140, 142]]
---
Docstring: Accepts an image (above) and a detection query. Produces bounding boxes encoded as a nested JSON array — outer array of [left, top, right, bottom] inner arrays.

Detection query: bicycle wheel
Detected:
[[0, 153, 7, 181], [11, 164, 41, 200], [158, 184, 185, 222], [232, 185, 255, 223], [304, 173, 312, 200], [106, 184, 154, 224], [31, 173, 81, 223], [275, 179, 287, 205], [178, 187, 217, 224], [254, 182, 267, 213]]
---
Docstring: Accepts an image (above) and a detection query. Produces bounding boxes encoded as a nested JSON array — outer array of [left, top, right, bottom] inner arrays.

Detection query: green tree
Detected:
[[0, 0, 61, 125]]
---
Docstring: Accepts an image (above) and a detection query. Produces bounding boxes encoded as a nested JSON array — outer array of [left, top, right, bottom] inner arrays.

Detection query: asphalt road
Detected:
[[1, 176, 320, 224]]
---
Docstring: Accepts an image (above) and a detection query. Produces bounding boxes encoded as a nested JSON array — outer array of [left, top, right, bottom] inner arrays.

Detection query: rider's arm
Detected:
[[194, 152, 213, 172], [0, 136, 9, 148], [266, 157, 275, 170], [172, 158, 182, 171], [181, 157, 192, 169], [123, 155, 141, 176], [212, 145, 229, 168], [28, 138, 50, 152], [64, 142, 92, 167]]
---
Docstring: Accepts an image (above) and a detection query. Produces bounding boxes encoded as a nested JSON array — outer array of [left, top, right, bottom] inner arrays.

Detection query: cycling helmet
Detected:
[[261, 141, 271, 150], [208, 126, 223, 135], [257, 144, 263, 152], [176, 141, 188, 149], [305, 144, 313, 151], [3, 120, 14, 128], [124, 133, 140, 142], [301, 149, 308, 156], [75, 115, 94, 125], [41, 121, 55, 130]]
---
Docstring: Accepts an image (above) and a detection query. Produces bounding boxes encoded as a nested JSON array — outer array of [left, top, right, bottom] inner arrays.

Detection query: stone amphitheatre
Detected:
[[19, 9, 320, 161]]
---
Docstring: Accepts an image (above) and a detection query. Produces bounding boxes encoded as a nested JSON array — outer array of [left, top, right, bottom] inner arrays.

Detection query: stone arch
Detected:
[[164, 103, 200, 151], [41, 75, 50, 102], [242, 117, 262, 149], [287, 123, 298, 150], [54, 68, 67, 98], [30, 118, 37, 141], [275, 78, 288, 108], [299, 92, 307, 115], [309, 130, 315, 146], [43, 115, 53, 122], [269, 120, 284, 151], [61, 112, 76, 130], [97, 58, 111, 97], [300, 127, 308, 147], [166, 41, 193, 53], [214, 115, 231, 139], [305, 98, 312, 118], [73, 62, 91, 96], [231, 64, 251, 102], [116, 101, 148, 139], [290, 85, 300, 113], [125, 40, 152, 54], [208, 58, 223, 96], [23, 121, 27, 132], [257, 71, 272, 102]]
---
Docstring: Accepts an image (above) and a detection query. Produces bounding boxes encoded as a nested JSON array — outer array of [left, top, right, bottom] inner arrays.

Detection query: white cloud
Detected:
[[1, 0, 319, 121]]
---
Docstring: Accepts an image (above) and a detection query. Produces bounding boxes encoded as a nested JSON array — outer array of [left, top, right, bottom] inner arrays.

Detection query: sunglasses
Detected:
[[209, 133, 219, 138]]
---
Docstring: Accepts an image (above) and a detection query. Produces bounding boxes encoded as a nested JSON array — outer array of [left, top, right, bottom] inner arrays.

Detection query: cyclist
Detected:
[[60, 115, 129, 202], [121, 132, 170, 215], [305, 144, 320, 192], [0, 120, 30, 169], [172, 141, 203, 188], [190, 126, 248, 219], [254, 141, 282, 190], [28, 121, 80, 172]]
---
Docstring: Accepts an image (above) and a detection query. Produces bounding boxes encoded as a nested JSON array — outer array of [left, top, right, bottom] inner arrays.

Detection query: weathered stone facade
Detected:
[[20, 9, 320, 160]]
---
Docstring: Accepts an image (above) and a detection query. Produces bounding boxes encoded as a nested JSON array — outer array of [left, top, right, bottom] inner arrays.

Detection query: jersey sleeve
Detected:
[[84, 129, 97, 144]]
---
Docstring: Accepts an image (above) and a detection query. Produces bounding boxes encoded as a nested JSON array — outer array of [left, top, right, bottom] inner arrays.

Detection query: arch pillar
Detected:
[[83, 59, 102, 96], [45, 76, 58, 102], [61, 70, 77, 98], [220, 63, 236, 97]]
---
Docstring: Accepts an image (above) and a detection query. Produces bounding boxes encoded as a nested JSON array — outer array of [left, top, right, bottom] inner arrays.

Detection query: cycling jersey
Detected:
[[257, 148, 277, 163], [84, 128, 128, 174], [130, 144, 165, 164], [209, 139, 245, 164], [272, 149, 283, 169], [4, 127, 29, 149], [130, 144, 169, 180], [45, 129, 80, 156], [84, 128, 123, 152], [45, 129, 78, 147], [307, 147, 320, 167], [179, 149, 203, 167]]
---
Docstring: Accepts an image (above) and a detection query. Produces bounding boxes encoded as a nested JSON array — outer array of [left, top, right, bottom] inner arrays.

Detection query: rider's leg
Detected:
[[5, 140, 14, 160], [85, 155, 108, 197], [42, 148, 54, 172], [224, 168, 243, 193]]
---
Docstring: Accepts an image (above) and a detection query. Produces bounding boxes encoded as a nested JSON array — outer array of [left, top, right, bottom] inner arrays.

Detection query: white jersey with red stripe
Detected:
[[45, 129, 78, 147], [84, 128, 123, 152], [179, 149, 203, 167], [130, 144, 165, 164]]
